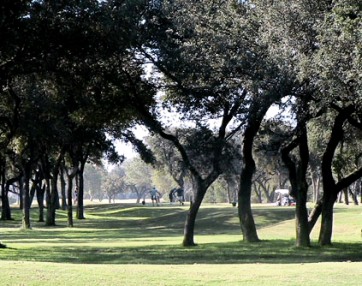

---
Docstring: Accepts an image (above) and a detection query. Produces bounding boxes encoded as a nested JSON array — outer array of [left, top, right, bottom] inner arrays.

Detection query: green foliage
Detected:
[[310, 0, 362, 107]]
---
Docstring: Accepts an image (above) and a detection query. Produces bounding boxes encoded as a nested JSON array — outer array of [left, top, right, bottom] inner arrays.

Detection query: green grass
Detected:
[[1, 202, 362, 285]]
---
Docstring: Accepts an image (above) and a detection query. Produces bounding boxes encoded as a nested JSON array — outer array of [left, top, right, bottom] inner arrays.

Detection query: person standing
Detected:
[[150, 187, 161, 206]]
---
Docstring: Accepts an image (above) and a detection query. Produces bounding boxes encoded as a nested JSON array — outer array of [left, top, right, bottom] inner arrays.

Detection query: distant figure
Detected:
[[175, 188, 184, 205], [150, 187, 161, 206]]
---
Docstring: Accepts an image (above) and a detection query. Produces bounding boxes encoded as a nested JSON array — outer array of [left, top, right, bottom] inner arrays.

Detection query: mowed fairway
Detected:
[[1, 202, 362, 285]]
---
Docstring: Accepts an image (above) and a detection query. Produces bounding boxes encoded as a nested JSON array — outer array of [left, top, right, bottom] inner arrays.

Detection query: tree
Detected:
[[123, 158, 154, 203], [102, 170, 125, 203], [306, 0, 362, 245], [84, 164, 105, 201]]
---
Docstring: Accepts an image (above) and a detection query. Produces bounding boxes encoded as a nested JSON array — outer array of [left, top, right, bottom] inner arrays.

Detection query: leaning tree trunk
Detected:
[[238, 124, 260, 243], [182, 179, 209, 247], [308, 199, 323, 233], [318, 106, 351, 245], [318, 191, 337, 245]]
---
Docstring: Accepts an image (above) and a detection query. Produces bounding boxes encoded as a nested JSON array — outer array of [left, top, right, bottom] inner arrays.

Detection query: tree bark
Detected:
[[60, 164, 67, 210], [76, 161, 86, 219], [46, 177, 57, 226], [67, 175, 74, 227], [238, 116, 260, 243], [22, 164, 31, 229], [308, 199, 323, 233], [45, 149, 65, 226], [318, 192, 337, 245], [183, 178, 212, 246], [1, 176, 17, 220]]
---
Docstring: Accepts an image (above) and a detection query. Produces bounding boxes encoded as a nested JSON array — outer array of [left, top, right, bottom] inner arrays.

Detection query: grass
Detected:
[[1, 202, 362, 285]]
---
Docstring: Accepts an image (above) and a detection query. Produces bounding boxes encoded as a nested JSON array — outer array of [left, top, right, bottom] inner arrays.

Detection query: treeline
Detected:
[[0, 0, 361, 248]]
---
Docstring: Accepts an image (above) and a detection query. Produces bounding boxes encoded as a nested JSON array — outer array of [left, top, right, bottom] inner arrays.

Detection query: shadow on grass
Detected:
[[2, 203, 362, 265], [2, 239, 362, 265]]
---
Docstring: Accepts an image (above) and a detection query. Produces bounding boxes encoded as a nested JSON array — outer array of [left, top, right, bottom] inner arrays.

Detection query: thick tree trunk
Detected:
[[46, 178, 57, 226], [67, 176, 74, 227], [295, 186, 310, 247], [318, 193, 337, 245], [183, 180, 208, 246], [238, 190, 259, 242], [238, 164, 259, 242], [318, 106, 353, 245], [60, 165, 66, 210], [238, 121, 260, 243], [22, 173, 31, 229], [0, 162, 11, 220], [182, 196, 202, 246], [76, 165, 85, 219], [1, 178, 12, 220]]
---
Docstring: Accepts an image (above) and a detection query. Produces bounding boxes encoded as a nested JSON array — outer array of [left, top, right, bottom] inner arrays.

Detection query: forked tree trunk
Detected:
[[282, 120, 311, 247]]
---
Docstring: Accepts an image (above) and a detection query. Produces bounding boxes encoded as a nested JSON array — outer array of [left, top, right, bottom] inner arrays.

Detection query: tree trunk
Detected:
[[295, 185, 310, 247], [22, 171, 31, 230], [76, 163, 86, 219], [308, 199, 323, 233], [67, 175, 74, 227], [1, 177, 12, 220], [60, 165, 66, 210], [238, 123, 260, 243], [349, 188, 358, 205], [318, 192, 337, 245], [238, 164, 259, 242], [318, 106, 353, 245], [46, 178, 57, 226], [343, 188, 349, 205], [182, 180, 208, 246], [36, 184, 45, 222]]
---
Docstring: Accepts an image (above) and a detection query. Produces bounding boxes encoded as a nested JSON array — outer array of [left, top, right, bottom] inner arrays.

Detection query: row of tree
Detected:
[[1, 0, 361, 248]]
